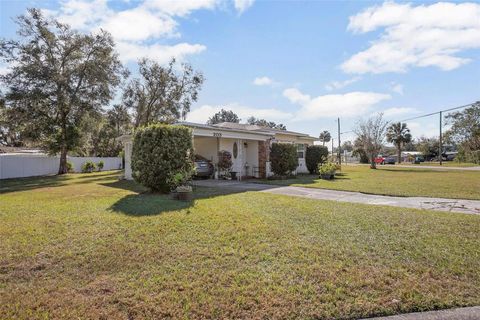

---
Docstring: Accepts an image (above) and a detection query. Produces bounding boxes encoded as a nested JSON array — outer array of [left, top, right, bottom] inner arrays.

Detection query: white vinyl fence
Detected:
[[0, 154, 122, 179]]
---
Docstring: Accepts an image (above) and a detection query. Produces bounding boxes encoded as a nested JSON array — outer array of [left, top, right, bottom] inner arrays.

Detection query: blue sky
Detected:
[[1, 0, 479, 144]]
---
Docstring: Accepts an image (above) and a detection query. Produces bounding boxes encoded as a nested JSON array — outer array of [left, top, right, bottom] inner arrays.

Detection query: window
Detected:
[[233, 142, 238, 159], [297, 143, 305, 159]]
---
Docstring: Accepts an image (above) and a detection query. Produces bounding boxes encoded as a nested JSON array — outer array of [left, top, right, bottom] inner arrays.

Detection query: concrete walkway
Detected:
[[362, 306, 480, 320], [193, 180, 480, 215]]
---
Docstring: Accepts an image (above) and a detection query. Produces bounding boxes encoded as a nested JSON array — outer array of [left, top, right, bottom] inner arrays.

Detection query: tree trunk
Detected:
[[58, 146, 68, 174], [370, 154, 377, 169], [58, 112, 68, 175], [397, 144, 402, 164]]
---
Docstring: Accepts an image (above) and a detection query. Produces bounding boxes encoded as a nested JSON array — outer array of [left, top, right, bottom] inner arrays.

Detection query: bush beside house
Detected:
[[131, 124, 194, 193], [270, 143, 298, 177], [305, 145, 328, 174]]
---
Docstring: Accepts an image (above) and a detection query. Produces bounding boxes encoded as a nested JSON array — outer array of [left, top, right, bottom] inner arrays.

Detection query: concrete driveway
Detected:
[[193, 179, 480, 215]]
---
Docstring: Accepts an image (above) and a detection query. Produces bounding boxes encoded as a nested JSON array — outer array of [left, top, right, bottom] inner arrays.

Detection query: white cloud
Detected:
[[325, 77, 361, 91], [391, 83, 404, 95], [283, 88, 391, 119], [234, 0, 255, 14], [283, 88, 311, 105], [116, 42, 206, 64], [100, 7, 178, 41], [342, 2, 480, 74], [408, 122, 439, 138], [47, 0, 109, 30], [45, 0, 221, 63], [145, 0, 218, 17], [382, 107, 417, 117], [253, 76, 274, 86], [187, 103, 292, 124]]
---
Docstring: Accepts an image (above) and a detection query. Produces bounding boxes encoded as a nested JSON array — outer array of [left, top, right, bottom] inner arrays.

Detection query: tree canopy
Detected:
[[445, 102, 480, 154], [246, 116, 286, 130], [0, 9, 125, 173], [386, 122, 412, 163], [124, 58, 204, 128], [319, 130, 331, 146], [207, 109, 240, 125], [354, 114, 388, 169]]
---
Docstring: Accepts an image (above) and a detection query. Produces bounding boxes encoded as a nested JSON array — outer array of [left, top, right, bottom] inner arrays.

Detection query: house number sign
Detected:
[[213, 132, 222, 137]]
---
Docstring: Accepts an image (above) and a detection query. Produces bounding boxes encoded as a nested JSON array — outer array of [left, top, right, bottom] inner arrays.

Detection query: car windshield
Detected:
[[195, 155, 209, 161]]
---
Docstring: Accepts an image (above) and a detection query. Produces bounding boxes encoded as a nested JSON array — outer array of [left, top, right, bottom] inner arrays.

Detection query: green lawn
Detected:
[[261, 165, 480, 200], [400, 162, 480, 167], [1, 172, 480, 319]]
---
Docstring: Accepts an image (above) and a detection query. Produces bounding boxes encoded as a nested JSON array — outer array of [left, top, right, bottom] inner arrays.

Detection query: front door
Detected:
[[231, 140, 244, 177]]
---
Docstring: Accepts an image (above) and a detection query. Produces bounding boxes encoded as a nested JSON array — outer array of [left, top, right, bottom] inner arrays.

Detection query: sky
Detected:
[[1, 0, 479, 145]]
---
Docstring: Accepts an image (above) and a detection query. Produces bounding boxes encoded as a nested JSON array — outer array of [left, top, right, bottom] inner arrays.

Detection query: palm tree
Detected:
[[319, 130, 331, 146], [386, 122, 412, 164]]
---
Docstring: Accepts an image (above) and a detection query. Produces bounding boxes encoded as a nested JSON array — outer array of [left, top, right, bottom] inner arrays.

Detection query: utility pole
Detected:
[[337, 118, 341, 165], [439, 111, 443, 166], [331, 138, 334, 162]]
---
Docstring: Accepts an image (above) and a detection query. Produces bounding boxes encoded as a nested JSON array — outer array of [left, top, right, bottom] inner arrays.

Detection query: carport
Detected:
[[189, 122, 273, 178]]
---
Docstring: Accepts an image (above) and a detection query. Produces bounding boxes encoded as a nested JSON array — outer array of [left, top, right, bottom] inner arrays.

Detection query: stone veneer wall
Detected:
[[258, 139, 270, 178]]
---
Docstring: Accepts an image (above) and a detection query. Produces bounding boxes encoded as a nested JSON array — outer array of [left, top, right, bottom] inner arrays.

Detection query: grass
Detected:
[[260, 165, 480, 200], [399, 162, 480, 167], [1, 171, 480, 319]]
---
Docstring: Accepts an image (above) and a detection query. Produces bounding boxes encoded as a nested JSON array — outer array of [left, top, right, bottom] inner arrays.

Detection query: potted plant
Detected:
[[318, 162, 337, 180], [172, 172, 193, 201]]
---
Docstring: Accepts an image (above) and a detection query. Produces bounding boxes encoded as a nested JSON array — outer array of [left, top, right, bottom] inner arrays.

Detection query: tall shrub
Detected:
[[131, 124, 194, 192], [270, 143, 298, 176], [305, 145, 328, 174]]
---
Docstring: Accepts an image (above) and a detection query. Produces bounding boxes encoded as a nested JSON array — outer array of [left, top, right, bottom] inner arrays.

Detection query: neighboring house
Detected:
[[119, 121, 317, 180]]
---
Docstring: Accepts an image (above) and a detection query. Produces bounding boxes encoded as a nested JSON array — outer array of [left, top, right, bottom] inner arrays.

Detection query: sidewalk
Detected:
[[261, 186, 480, 215], [362, 306, 480, 320], [193, 180, 480, 215]]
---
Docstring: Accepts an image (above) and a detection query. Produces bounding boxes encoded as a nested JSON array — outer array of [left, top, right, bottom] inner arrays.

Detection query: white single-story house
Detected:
[[119, 121, 317, 180]]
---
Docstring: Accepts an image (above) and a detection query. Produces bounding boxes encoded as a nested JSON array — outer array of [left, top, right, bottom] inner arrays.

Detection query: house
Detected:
[[119, 121, 317, 180]]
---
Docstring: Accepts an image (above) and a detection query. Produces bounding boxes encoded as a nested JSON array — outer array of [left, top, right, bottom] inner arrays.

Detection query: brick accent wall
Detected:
[[258, 139, 270, 178]]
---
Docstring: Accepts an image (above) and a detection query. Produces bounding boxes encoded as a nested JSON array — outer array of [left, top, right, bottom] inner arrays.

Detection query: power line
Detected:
[[338, 101, 477, 136], [397, 102, 476, 123]]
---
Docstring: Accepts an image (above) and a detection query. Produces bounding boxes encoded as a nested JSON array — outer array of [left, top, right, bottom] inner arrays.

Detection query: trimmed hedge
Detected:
[[131, 124, 194, 193], [270, 143, 298, 176], [305, 145, 328, 174]]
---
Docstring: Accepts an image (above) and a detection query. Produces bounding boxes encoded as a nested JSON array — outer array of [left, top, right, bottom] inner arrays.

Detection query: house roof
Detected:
[[118, 121, 317, 142], [197, 122, 317, 141]]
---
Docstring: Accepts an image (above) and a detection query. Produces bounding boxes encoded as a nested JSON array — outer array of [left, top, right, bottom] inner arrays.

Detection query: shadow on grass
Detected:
[[103, 179, 252, 216], [0, 171, 121, 194]]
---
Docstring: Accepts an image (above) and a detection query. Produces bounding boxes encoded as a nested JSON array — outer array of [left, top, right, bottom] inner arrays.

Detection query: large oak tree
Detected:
[[124, 58, 204, 128], [0, 9, 126, 173]]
